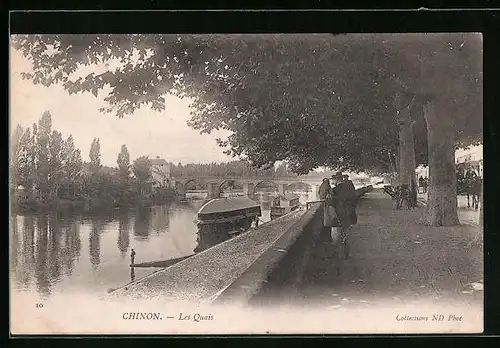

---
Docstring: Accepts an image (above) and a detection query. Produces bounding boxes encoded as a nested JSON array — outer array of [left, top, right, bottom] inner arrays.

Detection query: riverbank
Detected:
[[10, 192, 182, 215]]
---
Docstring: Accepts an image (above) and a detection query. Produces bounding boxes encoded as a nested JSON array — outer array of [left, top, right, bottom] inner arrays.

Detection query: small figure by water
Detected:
[[130, 249, 136, 266]]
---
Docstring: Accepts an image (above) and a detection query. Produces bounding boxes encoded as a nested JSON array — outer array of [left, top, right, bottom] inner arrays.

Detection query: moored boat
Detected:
[[270, 193, 300, 220], [194, 196, 262, 252]]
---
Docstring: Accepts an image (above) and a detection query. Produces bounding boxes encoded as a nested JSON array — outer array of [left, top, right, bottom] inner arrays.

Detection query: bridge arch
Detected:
[[254, 180, 279, 189], [254, 180, 301, 195], [284, 181, 313, 192], [182, 178, 208, 190], [218, 179, 242, 191], [253, 180, 280, 194]]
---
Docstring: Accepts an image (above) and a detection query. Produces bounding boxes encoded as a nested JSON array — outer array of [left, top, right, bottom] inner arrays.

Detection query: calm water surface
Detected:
[[10, 190, 317, 299]]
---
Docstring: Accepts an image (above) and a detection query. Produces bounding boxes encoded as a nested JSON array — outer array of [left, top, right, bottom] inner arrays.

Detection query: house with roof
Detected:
[[415, 144, 483, 180], [455, 145, 483, 178], [150, 156, 172, 188]]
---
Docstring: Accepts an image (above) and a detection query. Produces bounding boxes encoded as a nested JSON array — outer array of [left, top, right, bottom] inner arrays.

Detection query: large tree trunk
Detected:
[[398, 120, 418, 207], [423, 99, 460, 226], [395, 148, 400, 178], [395, 91, 418, 207]]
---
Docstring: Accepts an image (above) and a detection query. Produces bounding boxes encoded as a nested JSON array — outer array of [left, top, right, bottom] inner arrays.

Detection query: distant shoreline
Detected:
[[10, 196, 182, 216]]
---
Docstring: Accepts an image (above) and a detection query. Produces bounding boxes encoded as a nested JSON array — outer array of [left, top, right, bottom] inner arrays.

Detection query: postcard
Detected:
[[9, 33, 483, 335]]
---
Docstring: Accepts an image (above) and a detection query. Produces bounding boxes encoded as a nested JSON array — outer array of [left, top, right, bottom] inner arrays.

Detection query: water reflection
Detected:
[[35, 215, 50, 295], [89, 218, 102, 270], [10, 216, 18, 272], [21, 216, 36, 288], [130, 266, 135, 282], [117, 212, 130, 257], [151, 205, 170, 234], [63, 217, 81, 275], [48, 214, 62, 287], [134, 207, 152, 238], [10, 203, 201, 297], [10, 191, 315, 298]]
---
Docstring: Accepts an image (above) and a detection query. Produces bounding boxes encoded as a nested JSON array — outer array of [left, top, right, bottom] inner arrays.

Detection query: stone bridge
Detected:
[[173, 176, 324, 199]]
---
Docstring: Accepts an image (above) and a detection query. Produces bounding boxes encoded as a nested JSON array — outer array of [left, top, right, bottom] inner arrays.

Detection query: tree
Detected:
[[387, 35, 482, 225], [34, 111, 52, 201], [89, 138, 101, 175], [48, 130, 64, 200], [10, 125, 24, 190], [132, 156, 151, 195], [61, 135, 83, 199], [117, 144, 130, 183], [394, 91, 419, 207], [17, 127, 36, 190], [12, 34, 482, 226]]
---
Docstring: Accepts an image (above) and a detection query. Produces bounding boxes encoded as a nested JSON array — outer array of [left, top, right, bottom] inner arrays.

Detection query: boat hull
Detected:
[[194, 197, 262, 253], [270, 205, 300, 220]]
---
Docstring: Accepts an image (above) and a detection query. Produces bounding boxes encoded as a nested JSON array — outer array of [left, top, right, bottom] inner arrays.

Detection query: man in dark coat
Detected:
[[342, 174, 358, 224], [318, 178, 331, 200], [319, 178, 335, 243], [330, 172, 354, 235]]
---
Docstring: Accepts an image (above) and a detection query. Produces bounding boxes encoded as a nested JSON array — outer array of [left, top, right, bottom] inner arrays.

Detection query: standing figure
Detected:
[[130, 248, 136, 266], [423, 177, 428, 194], [342, 174, 358, 225], [465, 167, 478, 209], [418, 176, 424, 193], [329, 172, 354, 247], [318, 178, 331, 200], [319, 178, 334, 242]]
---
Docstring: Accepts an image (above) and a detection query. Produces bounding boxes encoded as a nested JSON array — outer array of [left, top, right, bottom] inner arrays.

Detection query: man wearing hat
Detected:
[[342, 174, 358, 225], [329, 171, 356, 245], [318, 178, 332, 200]]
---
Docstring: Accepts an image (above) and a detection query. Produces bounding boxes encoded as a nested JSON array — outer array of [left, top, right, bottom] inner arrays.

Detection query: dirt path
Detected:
[[289, 190, 483, 309]]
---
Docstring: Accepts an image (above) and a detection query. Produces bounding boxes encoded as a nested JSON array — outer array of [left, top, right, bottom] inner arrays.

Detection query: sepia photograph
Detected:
[[9, 33, 483, 335]]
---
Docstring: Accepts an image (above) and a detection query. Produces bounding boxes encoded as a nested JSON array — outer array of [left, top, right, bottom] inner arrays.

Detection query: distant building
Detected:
[[456, 145, 483, 178], [415, 145, 483, 180], [150, 156, 172, 188]]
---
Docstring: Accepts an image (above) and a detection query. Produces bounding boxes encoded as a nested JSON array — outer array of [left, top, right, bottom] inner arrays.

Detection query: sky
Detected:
[[9, 36, 482, 171], [9, 46, 234, 167]]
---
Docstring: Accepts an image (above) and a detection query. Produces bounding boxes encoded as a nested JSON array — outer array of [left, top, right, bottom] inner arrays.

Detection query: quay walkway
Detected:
[[250, 190, 483, 309]]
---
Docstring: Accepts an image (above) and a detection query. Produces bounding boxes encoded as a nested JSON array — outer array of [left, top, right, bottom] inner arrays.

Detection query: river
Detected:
[[9, 190, 318, 299]]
